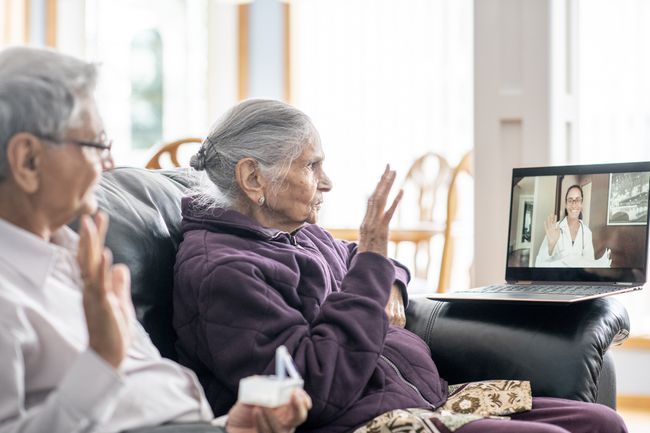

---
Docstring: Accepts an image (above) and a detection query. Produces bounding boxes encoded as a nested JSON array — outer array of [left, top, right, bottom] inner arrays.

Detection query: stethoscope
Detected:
[[557, 217, 585, 255]]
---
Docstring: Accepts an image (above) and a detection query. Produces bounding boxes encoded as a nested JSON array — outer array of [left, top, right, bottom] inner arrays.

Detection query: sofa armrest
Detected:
[[405, 297, 629, 405]]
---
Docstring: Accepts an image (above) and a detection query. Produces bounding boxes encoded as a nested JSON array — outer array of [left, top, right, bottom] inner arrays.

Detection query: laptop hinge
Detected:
[[510, 280, 636, 286]]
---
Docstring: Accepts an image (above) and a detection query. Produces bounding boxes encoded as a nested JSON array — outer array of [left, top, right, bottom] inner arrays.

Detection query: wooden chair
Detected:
[[145, 137, 203, 169], [395, 152, 453, 282], [438, 150, 474, 292], [327, 152, 452, 290]]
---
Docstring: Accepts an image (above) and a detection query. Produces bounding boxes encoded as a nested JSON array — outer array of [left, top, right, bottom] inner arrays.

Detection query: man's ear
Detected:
[[234, 158, 267, 204], [5, 133, 43, 194]]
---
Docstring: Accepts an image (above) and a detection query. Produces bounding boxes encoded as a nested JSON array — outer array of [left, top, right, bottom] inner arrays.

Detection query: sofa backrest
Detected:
[[93, 167, 193, 360]]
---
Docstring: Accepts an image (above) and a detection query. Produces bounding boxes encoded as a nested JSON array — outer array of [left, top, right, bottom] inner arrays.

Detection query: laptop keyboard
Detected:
[[459, 284, 627, 296]]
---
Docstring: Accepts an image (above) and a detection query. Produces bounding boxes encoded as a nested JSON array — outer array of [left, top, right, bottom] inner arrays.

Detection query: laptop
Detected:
[[428, 161, 650, 303]]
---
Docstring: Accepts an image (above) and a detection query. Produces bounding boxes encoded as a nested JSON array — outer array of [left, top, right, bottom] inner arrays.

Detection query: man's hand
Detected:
[[226, 389, 312, 433], [77, 211, 134, 369], [385, 284, 406, 328]]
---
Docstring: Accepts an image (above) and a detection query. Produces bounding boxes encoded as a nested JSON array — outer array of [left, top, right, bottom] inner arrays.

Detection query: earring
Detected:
[[257, 196, 265, 206]]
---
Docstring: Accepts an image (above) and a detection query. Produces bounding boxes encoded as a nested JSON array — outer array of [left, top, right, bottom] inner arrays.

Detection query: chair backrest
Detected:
[[145, 137, 203, 169], [394, 152, 452, 281], [438, 150, 474, 292], [398, 152, 452, 225]]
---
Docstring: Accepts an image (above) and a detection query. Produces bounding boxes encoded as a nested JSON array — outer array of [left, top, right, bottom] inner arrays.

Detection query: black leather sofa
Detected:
[[95, 167, 630, 430]]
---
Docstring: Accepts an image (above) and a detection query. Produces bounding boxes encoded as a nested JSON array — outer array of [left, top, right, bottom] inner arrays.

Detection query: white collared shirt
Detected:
[[0, 219, 214, 433], [535, 218, 595, 267]]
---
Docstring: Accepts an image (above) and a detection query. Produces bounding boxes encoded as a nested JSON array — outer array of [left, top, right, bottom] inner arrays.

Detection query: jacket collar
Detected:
[[180, 196, 303, 242]]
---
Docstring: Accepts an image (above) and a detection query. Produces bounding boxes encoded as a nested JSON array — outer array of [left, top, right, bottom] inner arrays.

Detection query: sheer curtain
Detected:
[[290, 0, 473, 228], [1, 0, 29, 47], [289, 0, 473, 288], [577, 0, 650, 164], [577, 0, 650, 334]]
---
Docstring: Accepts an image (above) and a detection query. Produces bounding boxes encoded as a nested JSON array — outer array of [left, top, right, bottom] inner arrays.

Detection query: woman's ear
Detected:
[[5, 133, 42, 194], [235, 158, 268, 204]]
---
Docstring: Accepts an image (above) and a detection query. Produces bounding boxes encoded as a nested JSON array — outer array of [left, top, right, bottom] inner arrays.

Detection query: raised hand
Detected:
[[596, 248, 612, 267], [226, 389, 312, 433], [357, 165, 403, 257], [544, 214, 561, 255], [77, 211, 134, 369]]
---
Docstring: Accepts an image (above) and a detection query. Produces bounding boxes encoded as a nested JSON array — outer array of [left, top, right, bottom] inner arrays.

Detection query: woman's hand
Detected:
[[226, 389, 312, 433], [544, 214, 561, 255], [357, 165, 403, 257], [385, 284, 406, 328], [77, 211, 134, 369]]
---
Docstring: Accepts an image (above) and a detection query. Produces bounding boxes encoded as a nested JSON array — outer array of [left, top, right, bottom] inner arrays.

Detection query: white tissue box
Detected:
[[238, 375, 304, 408]]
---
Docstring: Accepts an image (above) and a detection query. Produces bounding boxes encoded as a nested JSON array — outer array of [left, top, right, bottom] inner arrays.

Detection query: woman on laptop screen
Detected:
[[536, 184, 611, 267]]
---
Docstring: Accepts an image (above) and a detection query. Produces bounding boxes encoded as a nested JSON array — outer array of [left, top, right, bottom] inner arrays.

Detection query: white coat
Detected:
[[535, 217, 595, 267]]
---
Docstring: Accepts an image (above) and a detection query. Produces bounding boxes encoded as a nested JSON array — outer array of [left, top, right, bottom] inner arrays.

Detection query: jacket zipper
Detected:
[[270, 231, 299, 246], [271, 233, 336, 296], [273, 233, 436, 408], [294, 241, 335, 285], [380, 354, 437, 409]]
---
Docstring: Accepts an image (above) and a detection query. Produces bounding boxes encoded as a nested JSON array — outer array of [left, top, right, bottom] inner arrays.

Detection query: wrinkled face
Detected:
[[264, 139, 332, 232], [565, 186, 583, 221], [38, 97, 111, 226]]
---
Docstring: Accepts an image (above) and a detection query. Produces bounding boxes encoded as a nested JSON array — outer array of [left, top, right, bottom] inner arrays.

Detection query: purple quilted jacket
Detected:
[[173, 197, 448, 433]]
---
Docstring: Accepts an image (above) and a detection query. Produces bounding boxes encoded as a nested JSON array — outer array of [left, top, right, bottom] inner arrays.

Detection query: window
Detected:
[[56, 0, 241, 166], [290, 0, 473, 287], [577, 0, 650, 165], [577, 0, 650, 334], [130, 29, 163, 150], [0, 0, 29, 47]]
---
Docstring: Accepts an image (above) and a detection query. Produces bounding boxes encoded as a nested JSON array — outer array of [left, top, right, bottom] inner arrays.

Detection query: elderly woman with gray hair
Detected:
[[173, 99, 627, 433]]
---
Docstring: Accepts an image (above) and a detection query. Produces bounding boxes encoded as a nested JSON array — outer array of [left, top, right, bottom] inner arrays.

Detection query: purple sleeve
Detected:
[[391, 262, 410, 306], [340, 238, 411, 306], [194, 252, 394, 422]]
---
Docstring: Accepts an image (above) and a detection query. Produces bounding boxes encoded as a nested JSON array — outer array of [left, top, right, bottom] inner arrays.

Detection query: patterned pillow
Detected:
[[354, 380, 532, 433]]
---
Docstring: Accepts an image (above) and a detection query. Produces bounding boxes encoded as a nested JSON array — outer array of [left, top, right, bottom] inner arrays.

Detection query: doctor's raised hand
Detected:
[[358, 165, 405, 327], [543, 214, 561, 255]]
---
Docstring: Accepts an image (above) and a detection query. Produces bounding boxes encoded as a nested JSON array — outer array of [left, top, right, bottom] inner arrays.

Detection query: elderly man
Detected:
[[0, 46, 310, 433]]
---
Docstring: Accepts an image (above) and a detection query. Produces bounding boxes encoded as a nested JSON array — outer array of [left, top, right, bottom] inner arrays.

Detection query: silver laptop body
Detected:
[[429, 161, 650, 303]]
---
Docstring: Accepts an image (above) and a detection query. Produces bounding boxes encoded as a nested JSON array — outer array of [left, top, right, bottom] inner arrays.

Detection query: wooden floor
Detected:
[[620, 408, 650, 433]]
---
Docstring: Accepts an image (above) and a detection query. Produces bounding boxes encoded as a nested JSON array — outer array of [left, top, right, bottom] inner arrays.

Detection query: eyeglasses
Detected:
[[39, 134, 114, 168], [566, 198, 583, 205]]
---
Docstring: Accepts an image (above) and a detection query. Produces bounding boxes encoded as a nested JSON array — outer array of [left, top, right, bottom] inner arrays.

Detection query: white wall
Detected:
[[474, 0, 560, 285], [531, 176, 557, 265]]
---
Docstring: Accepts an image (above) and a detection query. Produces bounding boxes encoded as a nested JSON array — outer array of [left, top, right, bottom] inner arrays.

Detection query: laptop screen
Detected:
[[505, 161, 650, 283]]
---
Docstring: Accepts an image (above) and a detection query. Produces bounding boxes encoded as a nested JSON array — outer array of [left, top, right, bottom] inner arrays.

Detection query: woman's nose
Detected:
[[319, 173, 333, 191]]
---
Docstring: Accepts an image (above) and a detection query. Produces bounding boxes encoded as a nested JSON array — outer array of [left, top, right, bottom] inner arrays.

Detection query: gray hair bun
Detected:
[[190, 147, 207, 171]]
